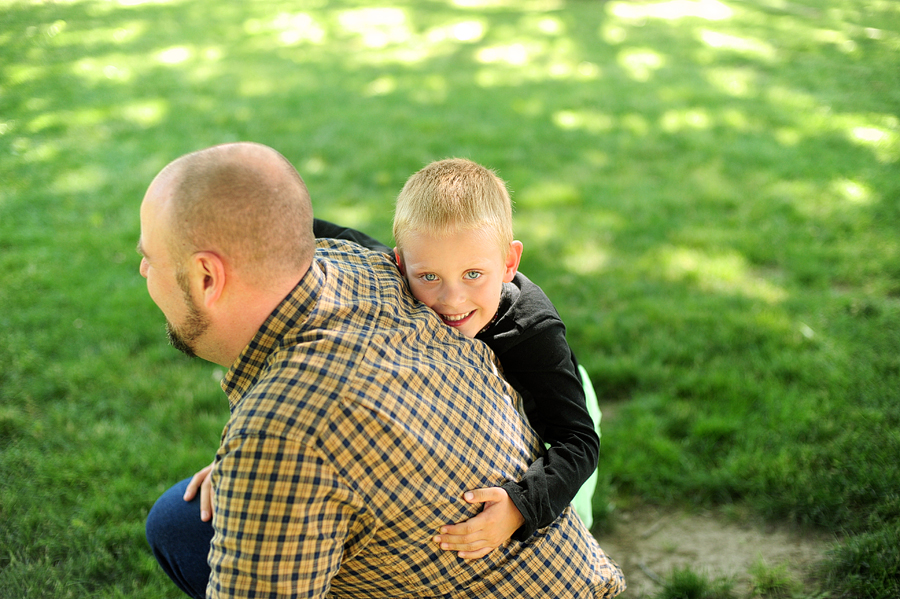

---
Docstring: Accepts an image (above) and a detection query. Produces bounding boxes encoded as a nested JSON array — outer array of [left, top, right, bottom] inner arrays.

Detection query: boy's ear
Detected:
[[503, 241, 524, 283], [188, 251, 226, 309], [393, 247, 405, 275]]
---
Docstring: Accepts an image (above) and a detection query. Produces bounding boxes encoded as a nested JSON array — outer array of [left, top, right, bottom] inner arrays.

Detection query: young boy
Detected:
[[313, 158, 601, 559]]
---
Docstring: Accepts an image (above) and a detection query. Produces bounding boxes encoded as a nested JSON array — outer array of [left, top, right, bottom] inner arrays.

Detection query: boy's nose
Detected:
[[440, 284, 465, 307]]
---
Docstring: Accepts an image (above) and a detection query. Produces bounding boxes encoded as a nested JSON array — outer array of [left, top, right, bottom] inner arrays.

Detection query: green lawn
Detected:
[[2, 1, 898, 597]]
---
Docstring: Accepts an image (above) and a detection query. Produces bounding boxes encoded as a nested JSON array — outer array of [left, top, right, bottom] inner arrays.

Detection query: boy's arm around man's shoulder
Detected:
[[313, 218, 392, 254], [485, 274, 600, 538]]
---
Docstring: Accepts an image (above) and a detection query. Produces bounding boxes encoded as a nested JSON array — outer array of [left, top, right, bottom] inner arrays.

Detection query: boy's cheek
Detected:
[[410, 288, 436, 309]]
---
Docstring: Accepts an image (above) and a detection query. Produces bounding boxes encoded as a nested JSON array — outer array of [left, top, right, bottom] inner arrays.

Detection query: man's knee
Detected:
[[145, 479, 213, 599], [146, 479, 195, 550]]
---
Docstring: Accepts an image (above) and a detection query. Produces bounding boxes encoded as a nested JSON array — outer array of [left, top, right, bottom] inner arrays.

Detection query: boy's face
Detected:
[[397, 227, 522, 338]]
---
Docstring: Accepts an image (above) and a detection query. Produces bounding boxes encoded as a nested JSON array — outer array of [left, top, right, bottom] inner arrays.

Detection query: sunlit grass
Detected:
[[2, 0, 899, 597]]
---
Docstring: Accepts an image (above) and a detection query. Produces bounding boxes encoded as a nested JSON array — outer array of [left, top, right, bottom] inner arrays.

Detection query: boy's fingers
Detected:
[[439, 518, 478, 536], [434, 531, 478, 545], [463, 487, 504, 504], [436, 537, 489, 552]]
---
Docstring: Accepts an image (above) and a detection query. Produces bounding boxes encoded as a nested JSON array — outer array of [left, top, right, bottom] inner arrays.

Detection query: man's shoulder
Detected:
[[226, 343, 350, 437], [314, 238, 406, 297]]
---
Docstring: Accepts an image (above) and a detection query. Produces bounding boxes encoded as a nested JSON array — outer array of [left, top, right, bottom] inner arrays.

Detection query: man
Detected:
[[140, 142, 625, 598]]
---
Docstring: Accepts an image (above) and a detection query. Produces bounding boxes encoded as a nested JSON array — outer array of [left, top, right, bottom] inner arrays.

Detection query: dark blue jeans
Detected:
[[146, 478, 214, 599]]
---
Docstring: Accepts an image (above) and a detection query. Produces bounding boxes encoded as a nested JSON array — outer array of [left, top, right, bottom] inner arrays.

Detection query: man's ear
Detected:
[[189, 251, 226, 308], [503, 241, 524, 283], [393, 247, 405, 275]]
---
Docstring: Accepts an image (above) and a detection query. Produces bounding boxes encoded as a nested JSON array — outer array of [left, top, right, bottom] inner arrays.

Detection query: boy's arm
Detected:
[[313, 218, 392, 254], [494, 322, 599, 540], [438, 275, 599, 549], [437, 317, 598, 551]]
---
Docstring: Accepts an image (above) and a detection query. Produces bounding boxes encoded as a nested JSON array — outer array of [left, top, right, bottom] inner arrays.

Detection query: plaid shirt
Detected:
[[208, 239, 625, 598]]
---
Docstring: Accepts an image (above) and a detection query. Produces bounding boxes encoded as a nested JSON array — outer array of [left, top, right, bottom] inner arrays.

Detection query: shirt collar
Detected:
[[220, 259, 325, 410], [476, 281, 513, 338]]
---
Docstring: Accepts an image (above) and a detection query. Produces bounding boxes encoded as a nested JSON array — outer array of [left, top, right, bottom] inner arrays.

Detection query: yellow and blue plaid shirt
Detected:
[[209, 239, 625, 598]]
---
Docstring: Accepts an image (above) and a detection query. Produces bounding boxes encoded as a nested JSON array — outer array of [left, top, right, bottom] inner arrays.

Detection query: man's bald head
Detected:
[[154, 142, 315, 287]]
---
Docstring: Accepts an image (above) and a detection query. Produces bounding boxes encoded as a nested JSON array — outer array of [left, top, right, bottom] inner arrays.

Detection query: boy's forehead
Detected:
[[402, 227, 506, 263], [412, 224, 500, 245]]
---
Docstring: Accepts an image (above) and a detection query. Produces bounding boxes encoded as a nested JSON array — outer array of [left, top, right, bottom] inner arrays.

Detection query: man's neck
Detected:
[[203, 276, 304, 368]]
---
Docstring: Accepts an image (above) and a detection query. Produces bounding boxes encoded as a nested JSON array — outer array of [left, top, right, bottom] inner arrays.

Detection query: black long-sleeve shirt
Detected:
[[312, 219, 599, 539]]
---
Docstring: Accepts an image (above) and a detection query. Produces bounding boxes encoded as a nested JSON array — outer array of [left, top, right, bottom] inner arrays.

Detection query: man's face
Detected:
[[138, 188, 209, 358]]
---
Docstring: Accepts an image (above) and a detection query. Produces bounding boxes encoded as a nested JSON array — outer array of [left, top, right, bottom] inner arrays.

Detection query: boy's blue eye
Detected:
[[422, 273, 438, 282], [464, 271, 481, 280]]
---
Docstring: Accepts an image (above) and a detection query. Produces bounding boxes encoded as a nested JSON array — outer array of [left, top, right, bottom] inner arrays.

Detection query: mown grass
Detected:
[[2, 1, 898, 597]]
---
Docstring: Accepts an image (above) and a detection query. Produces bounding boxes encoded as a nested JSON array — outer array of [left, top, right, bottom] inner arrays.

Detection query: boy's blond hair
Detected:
[[393, 158, 513, 253]]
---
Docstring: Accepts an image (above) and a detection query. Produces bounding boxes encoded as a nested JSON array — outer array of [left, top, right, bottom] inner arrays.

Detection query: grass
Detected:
[[1, 0, 899, 597], [656, 566, 736, 599], [748, 559, 803, 599]]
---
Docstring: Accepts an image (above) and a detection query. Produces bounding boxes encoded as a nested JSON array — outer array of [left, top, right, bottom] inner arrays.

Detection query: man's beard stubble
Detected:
[[166, 278, 210, 358], [166, 318, 203, 358]]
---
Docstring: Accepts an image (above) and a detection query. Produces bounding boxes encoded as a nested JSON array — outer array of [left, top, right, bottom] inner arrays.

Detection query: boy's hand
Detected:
[[433, 487, 524, 559], [183, 462, 215, 522]]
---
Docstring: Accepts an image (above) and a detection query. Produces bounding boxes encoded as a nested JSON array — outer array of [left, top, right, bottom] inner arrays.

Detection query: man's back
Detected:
[[210, 239, 625, 598]]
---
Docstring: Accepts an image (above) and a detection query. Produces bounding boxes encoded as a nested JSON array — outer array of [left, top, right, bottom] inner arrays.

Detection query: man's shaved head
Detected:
[[155, 142, 315, 286]]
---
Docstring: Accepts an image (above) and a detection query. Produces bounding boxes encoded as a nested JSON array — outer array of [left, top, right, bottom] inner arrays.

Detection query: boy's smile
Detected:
[[397, 227, 522, 339], [440, 310, 475, 325]]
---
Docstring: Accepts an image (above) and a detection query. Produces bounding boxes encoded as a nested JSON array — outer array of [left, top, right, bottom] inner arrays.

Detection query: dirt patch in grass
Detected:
[[594, 504, 835, 598]]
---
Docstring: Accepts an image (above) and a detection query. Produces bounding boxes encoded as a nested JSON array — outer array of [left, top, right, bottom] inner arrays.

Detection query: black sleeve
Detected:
[[313, 219, 392, 254], [497, 323, 600, 540]]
